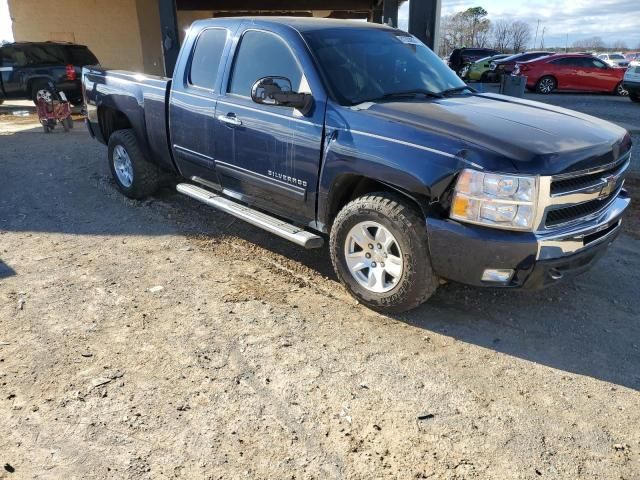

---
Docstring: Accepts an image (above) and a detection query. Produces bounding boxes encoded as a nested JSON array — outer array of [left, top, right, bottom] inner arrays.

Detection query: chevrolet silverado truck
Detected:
[[82, 18, 632, 313]]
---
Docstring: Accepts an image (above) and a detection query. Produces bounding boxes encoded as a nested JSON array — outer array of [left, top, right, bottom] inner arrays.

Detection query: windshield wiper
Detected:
[[440, 86, 476, 96], [354, 89, 443, 104]]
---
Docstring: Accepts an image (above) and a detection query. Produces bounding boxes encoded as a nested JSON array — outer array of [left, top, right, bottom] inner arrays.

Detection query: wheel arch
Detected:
[[27, 76, 55, 99], [97, 105, 133, 144], [323, 174, 430, 231]]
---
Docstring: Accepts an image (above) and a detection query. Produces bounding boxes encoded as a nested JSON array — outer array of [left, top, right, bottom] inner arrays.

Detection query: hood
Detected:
[[350, 93, 630, 175]]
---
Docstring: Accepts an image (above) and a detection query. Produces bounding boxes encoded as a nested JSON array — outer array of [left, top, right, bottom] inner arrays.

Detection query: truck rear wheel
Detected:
[[329, 193, 438, 313], [107, 129, 160, 199]]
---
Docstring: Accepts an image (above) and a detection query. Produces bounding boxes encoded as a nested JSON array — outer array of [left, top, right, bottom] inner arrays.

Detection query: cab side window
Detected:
[[189, 28, 228, 91], [228, 30, 302, 97], [591, 59, 608, 69], [552, 58, 578, 67]]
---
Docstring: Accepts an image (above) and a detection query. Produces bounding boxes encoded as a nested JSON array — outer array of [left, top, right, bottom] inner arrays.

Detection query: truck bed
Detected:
[[82, 67, 176, 174]]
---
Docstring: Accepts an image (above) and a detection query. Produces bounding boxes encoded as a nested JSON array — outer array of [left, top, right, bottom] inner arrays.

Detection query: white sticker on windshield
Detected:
[[396, 35, 421, 45]]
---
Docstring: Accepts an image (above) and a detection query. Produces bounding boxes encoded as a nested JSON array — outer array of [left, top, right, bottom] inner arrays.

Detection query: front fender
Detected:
[[317, 126, 461, 227]]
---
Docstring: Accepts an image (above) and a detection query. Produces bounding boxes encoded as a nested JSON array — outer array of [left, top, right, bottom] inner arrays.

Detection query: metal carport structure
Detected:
[[158, 0, 441, 75]]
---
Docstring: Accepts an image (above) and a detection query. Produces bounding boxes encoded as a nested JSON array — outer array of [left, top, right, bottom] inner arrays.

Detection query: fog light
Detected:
[[481, 269, 514, 283]]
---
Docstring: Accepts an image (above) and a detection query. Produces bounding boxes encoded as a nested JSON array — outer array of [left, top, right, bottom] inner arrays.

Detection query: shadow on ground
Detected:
[[1, 125, 639, 391]]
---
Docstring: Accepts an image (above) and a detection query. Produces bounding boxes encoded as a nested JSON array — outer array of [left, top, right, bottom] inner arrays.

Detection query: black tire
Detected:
[[630, 92, 640, 103], [107, 129, 160, 199], [42, 124, 50, 134], [62, 117, 73, 131], [536, 76, 556, 94], [480, 72, 489, 83], [614, 82, 629, 96], [329, 193, 438, 313]]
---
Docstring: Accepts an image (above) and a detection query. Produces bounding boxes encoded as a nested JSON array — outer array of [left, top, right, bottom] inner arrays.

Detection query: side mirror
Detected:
[[251, 76, 313, 115]]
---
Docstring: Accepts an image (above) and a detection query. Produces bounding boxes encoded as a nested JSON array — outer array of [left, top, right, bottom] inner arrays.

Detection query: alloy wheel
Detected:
[[539, 78, 555, 93], [344, 221, 404, 293], [113, 144, 134, 188]]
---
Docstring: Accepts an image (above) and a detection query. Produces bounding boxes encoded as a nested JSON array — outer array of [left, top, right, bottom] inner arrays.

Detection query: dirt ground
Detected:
[[0, 110, 639, 479]]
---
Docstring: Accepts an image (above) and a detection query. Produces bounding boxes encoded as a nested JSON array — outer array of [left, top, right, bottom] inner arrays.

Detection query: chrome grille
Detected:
[[537, 150, 630, 231], [550, 159, 628, 195], [545, 186, 623, 227]]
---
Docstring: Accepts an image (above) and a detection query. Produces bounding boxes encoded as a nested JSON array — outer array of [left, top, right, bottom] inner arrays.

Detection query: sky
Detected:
[[1, 0, 639, 49], [0, 0, 11, 43], [401, 0, 640, 49]]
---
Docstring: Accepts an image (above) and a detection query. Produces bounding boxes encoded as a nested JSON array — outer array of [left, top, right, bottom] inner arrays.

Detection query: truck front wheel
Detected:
[[330, 193, 438, 313], [107, 129, 160, 199]]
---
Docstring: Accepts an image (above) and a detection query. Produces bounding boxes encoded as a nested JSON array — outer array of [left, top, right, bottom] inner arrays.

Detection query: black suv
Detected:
[[0, 41, 98, 106], [448, 47, 499, 75]]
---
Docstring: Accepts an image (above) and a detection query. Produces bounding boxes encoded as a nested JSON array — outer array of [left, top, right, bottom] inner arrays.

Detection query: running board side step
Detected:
[[176, 183, 324, 249]]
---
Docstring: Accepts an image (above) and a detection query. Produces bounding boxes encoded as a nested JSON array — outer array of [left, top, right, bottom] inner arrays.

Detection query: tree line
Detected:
[[439, 7, 637, 57], [439, 7, 532, 57]]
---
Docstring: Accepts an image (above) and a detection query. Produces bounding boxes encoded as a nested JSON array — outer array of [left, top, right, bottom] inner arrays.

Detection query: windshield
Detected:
[[609, 54, 625, 60], [303, 28, 466, 105]]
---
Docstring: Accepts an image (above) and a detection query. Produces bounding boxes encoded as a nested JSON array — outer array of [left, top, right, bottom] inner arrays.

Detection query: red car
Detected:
[[515, 54, 627, 95]]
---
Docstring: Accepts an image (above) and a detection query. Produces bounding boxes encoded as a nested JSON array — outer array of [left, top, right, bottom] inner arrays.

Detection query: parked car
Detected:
[[597, 53, 630, 68], [624, 61, 640, 103], [0, 41, 98, 106], [448, 47, 499, 75], [83, 18, 631, 312], [490, 51, 552, 77], [461, 53, 511, 82], [624, 52, 640, 62], [515, 54, 627, 95]]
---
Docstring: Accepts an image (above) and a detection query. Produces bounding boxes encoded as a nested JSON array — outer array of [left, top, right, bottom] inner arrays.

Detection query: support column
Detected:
[[408, 0, 441, 51], [158, 0, 180, 77], [382, 0, 398, 27], [370, 3, 383, 23]]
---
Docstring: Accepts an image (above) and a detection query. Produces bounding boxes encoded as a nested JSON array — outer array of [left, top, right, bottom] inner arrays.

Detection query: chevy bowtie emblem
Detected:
[[599, 175, 617, 199]]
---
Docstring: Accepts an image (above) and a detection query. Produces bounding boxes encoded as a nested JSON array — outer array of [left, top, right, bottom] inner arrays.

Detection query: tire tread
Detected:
[[108, 129, 160, 199], [329, 192, 438, 313]]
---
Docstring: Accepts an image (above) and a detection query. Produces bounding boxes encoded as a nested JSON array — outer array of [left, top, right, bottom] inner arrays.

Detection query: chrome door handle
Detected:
[[218, 114, 242, 126]]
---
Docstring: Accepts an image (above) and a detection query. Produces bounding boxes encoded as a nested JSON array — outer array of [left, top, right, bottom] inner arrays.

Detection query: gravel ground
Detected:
[[0, 105, 639, 479]]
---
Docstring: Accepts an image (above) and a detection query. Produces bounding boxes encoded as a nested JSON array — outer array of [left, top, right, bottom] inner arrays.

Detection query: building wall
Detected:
[[177, 10, 214, 43], [135, 0, 163, 74], [8, 0, 163, 75]]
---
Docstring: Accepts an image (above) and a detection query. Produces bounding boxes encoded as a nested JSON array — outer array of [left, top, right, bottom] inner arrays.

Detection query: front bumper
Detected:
[[426, 190, 630, 289]]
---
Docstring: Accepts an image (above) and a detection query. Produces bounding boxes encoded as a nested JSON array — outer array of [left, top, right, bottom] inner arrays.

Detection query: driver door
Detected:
[[214, 28, 324, 224]]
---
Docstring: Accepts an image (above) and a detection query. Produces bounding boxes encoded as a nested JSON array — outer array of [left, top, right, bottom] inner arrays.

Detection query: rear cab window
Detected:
[[188, 28, 228, 91], [66, 46, 98, 66]]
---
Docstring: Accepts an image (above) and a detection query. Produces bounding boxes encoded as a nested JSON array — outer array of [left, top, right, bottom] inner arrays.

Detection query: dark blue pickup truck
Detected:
[[82, 18, 632, 312]]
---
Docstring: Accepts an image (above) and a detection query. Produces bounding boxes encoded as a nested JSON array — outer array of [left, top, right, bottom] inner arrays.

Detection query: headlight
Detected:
[[450, 169, 538, 231]]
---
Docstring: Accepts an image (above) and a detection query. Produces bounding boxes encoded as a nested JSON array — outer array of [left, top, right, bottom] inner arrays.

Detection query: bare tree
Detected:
[[611, 40, 628, 51], [510, 21, 531, 52], [572, 36, 606, 51], [491, 19, 512, 52]]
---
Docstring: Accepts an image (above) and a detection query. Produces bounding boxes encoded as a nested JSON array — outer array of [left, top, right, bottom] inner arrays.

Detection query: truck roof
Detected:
[[192, 16, 394, 33]]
